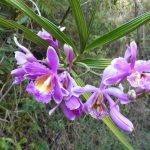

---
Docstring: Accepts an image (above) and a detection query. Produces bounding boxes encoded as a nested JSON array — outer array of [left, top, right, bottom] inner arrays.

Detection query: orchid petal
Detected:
[[124, 46, 131, 61], [112, 57, 130, 72], [23, 62, 50, 75], [13, 76, 25, 84], [53, 76, 63, 104], [102, 65, 118, 81], [104, 87, 130, 104], [14, 37, 30, 53], [62, 103, 76, 120], [83, 92, 97, 113], [110, 107, 134, 132], [135, 60, 150, 72], [15, 51, 27, 65], [103, 72, 128, 85], [130, 41, 137, 69], [72, 85, 97, 97], [127, 72, 141, 88], [65, 96, 81, 110], [37, 30, 58, 49], [105, 94, 134, 132], [11, 68, 25, 76], [26, 82, 52, 103], [47, 46, 59, 73]]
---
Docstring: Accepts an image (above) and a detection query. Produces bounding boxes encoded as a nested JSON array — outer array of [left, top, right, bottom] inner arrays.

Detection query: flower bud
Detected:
[[128, 89, 136, 100], [11, 68, 25, 76], [37, 30, 58, 50], [110, 106, 134, 132], [63, 44, 74, 70]]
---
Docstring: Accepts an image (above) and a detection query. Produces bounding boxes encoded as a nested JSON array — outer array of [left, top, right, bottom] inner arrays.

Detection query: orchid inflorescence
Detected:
[[11, 28, 150, 133]]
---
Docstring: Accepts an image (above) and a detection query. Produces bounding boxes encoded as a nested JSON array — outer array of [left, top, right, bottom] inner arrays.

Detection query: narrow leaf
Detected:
[[68, 0, 88, 52], [86, 11, 150, 51], [0, 16, 48, 48], [71, 70, 134, 150], [4, 0, 77, 54], [77, 58, 111, 69]]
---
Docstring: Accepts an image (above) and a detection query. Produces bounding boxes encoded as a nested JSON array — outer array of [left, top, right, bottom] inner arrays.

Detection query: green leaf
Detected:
[[71, 70, 134, 150], [77, 58, 111, 69], [4, 0, 77, 54], [68, 0, 88, 52], [86, 11, 150, 51], [0, 16, 48, 48]]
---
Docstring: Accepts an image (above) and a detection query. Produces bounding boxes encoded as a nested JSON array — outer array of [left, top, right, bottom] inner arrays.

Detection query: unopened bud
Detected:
[[63, 44, 74, 70], [128, 89, 136, 100], [110, 106, 134, 132]]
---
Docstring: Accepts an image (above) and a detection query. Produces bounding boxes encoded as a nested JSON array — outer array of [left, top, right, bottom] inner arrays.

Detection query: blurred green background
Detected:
[[0, 0, 150, 149]]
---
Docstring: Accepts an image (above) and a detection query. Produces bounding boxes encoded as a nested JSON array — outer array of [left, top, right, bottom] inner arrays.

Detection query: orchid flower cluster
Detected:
[[11, 28, 150, 133]]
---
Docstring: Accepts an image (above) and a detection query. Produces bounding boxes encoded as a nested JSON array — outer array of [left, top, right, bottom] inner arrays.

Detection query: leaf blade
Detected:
[[68, 0, 88, 52], [0, 16, 49, 48], [86, 11, 150, 51], [77, 58, 111, 69]]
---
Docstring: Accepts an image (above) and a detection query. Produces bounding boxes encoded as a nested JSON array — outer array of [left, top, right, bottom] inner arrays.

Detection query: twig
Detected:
[[60, 7, 70, 25], [0, 84, 13, 102]]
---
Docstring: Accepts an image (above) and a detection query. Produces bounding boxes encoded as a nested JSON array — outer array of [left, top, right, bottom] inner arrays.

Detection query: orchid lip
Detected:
[[35, 74, 54, 94]]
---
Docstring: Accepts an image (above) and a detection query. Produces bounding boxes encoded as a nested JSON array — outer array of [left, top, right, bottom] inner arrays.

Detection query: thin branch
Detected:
[[60, 7, 70, 25]]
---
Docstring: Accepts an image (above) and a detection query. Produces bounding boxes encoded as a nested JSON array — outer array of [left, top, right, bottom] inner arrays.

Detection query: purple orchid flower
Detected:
[[102, 40, 150, 93], [102, 41, 137, 85], [37, 29, 59, 50], [73, 83, 131, 120], [105, 94, 134, 132], [12, 45, 65, 104], [63, 44, 75, 70], [127, 60, 150, 90], [26, 46, 67, 104], [49, 71, 83, 120], [74, 84, 134, 132]]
